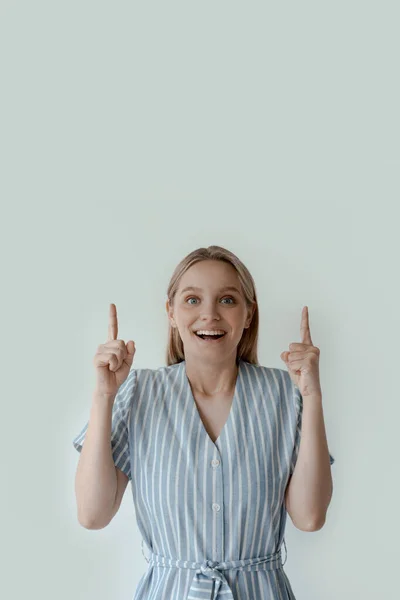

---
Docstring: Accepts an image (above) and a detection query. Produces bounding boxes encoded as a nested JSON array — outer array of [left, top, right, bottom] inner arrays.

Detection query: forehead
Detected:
[[177, 260, 242, 295]]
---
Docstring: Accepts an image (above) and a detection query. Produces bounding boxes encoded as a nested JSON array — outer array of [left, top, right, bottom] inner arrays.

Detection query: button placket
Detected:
[[211, 449, 224, 561]]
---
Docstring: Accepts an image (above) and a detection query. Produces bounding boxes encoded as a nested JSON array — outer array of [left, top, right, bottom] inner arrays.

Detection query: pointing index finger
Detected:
[[300, 306, 313, 345], [108, 303, 118, 341]]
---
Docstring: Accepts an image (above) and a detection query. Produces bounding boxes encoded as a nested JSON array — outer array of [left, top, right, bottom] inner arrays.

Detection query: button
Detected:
[[211, 459, 220, 468], [212, 503, 220, 511]]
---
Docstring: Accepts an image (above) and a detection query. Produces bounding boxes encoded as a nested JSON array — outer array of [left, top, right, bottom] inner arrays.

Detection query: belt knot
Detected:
[[199, 559, 227, 589], [142, 541, 287, 600]]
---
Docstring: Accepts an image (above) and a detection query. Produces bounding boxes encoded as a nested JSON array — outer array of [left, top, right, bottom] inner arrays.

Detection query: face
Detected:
[[166, 260, 255, 362]]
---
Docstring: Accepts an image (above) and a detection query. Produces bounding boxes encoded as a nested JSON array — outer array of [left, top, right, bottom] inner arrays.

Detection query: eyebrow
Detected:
[[179, 286, 241, 295]]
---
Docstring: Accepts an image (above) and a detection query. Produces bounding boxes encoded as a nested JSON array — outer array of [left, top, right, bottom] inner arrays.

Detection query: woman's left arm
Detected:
[[281, 306, 334, 532], [284, 393, 333, 531]]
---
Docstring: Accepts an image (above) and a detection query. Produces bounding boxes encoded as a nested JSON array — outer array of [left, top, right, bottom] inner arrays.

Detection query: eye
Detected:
[[186, 296, 236, 305]]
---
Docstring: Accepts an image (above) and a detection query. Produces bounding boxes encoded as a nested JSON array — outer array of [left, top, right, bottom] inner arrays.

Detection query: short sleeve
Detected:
[[72, 369, 137, 480], [290, 384, 335, 476]]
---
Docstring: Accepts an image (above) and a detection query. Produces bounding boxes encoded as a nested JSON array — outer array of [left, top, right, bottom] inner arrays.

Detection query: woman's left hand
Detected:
[[280, 306, 322, 398]]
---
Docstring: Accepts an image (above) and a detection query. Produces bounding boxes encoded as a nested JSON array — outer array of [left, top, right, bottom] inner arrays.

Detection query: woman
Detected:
[[73, 245, 335, 600]]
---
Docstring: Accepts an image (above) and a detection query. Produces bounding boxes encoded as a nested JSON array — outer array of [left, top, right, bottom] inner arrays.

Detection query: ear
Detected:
[[165, 299, 175, 327], [245, 301, 256, 328]]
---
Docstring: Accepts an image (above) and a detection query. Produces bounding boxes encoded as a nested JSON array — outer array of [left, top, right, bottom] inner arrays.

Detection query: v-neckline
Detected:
[[183, 359, 242, 447]]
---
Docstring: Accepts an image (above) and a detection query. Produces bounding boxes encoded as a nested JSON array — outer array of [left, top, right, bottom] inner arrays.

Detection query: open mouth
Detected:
[[194, 332, 226, 342]]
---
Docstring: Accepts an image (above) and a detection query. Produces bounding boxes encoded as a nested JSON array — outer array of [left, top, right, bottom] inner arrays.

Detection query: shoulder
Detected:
[[241, 361, 291, 387], [240, 362, 299, 404], [128, 362, 183, 390]]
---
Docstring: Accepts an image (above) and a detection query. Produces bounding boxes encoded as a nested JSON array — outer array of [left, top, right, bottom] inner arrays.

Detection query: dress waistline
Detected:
[[142, 541, 287, 600]]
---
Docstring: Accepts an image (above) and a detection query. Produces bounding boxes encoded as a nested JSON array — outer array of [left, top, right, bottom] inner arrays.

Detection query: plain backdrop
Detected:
[[1, 1, 399, 599]]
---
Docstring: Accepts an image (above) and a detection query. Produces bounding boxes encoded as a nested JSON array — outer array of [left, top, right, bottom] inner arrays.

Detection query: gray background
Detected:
[[1, 1, 398, 598]]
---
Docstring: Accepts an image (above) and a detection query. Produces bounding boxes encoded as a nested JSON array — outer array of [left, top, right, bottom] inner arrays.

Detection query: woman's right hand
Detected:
[[93, 303, 136, 397]]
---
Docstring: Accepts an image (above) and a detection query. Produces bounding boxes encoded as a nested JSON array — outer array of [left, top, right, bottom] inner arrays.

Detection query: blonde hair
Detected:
[[165, 245, 259, 366]]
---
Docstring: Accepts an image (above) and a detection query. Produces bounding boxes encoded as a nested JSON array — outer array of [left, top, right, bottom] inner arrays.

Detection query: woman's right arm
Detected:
[[74, 303, 135, 528], [74, 391, 119, 529]]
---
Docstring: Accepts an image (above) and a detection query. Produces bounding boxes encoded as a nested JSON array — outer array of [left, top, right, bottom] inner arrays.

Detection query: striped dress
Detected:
[[73, 359, 335, 600]]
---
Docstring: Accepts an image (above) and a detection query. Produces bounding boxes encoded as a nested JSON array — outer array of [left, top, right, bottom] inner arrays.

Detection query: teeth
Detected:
[[195, 330, 226, 336]]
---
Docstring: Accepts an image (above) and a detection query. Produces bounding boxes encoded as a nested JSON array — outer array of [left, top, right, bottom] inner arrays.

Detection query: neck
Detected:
[[184, 357, 239, 397]]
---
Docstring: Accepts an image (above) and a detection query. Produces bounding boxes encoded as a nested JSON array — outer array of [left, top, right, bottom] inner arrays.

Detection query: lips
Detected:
[[192, 328, 227, 334], [193, 331, 227, 343]]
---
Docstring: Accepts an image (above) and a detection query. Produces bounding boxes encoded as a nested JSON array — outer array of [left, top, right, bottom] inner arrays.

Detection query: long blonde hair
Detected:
[[165, 245, 259, 366]]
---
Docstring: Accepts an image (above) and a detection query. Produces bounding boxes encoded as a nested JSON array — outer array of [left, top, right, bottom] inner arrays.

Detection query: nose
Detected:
[[199, 305, 221, 321]]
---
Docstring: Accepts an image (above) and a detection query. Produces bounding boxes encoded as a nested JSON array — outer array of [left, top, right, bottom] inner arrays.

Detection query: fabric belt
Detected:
[[142, 540, 287, 600]]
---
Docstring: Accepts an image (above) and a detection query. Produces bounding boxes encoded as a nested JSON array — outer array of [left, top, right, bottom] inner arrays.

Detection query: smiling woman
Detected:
[[72, 244, 335, 600]]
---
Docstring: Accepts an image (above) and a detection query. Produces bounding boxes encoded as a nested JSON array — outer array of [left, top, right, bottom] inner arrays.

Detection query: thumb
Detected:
[[126, 340, 136, 355], [123, 341, 136, 368], [280, 351, 289, 364]]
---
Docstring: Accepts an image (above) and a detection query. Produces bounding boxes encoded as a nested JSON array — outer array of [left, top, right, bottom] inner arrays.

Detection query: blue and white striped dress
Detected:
[[73, 359, 334, 600]]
